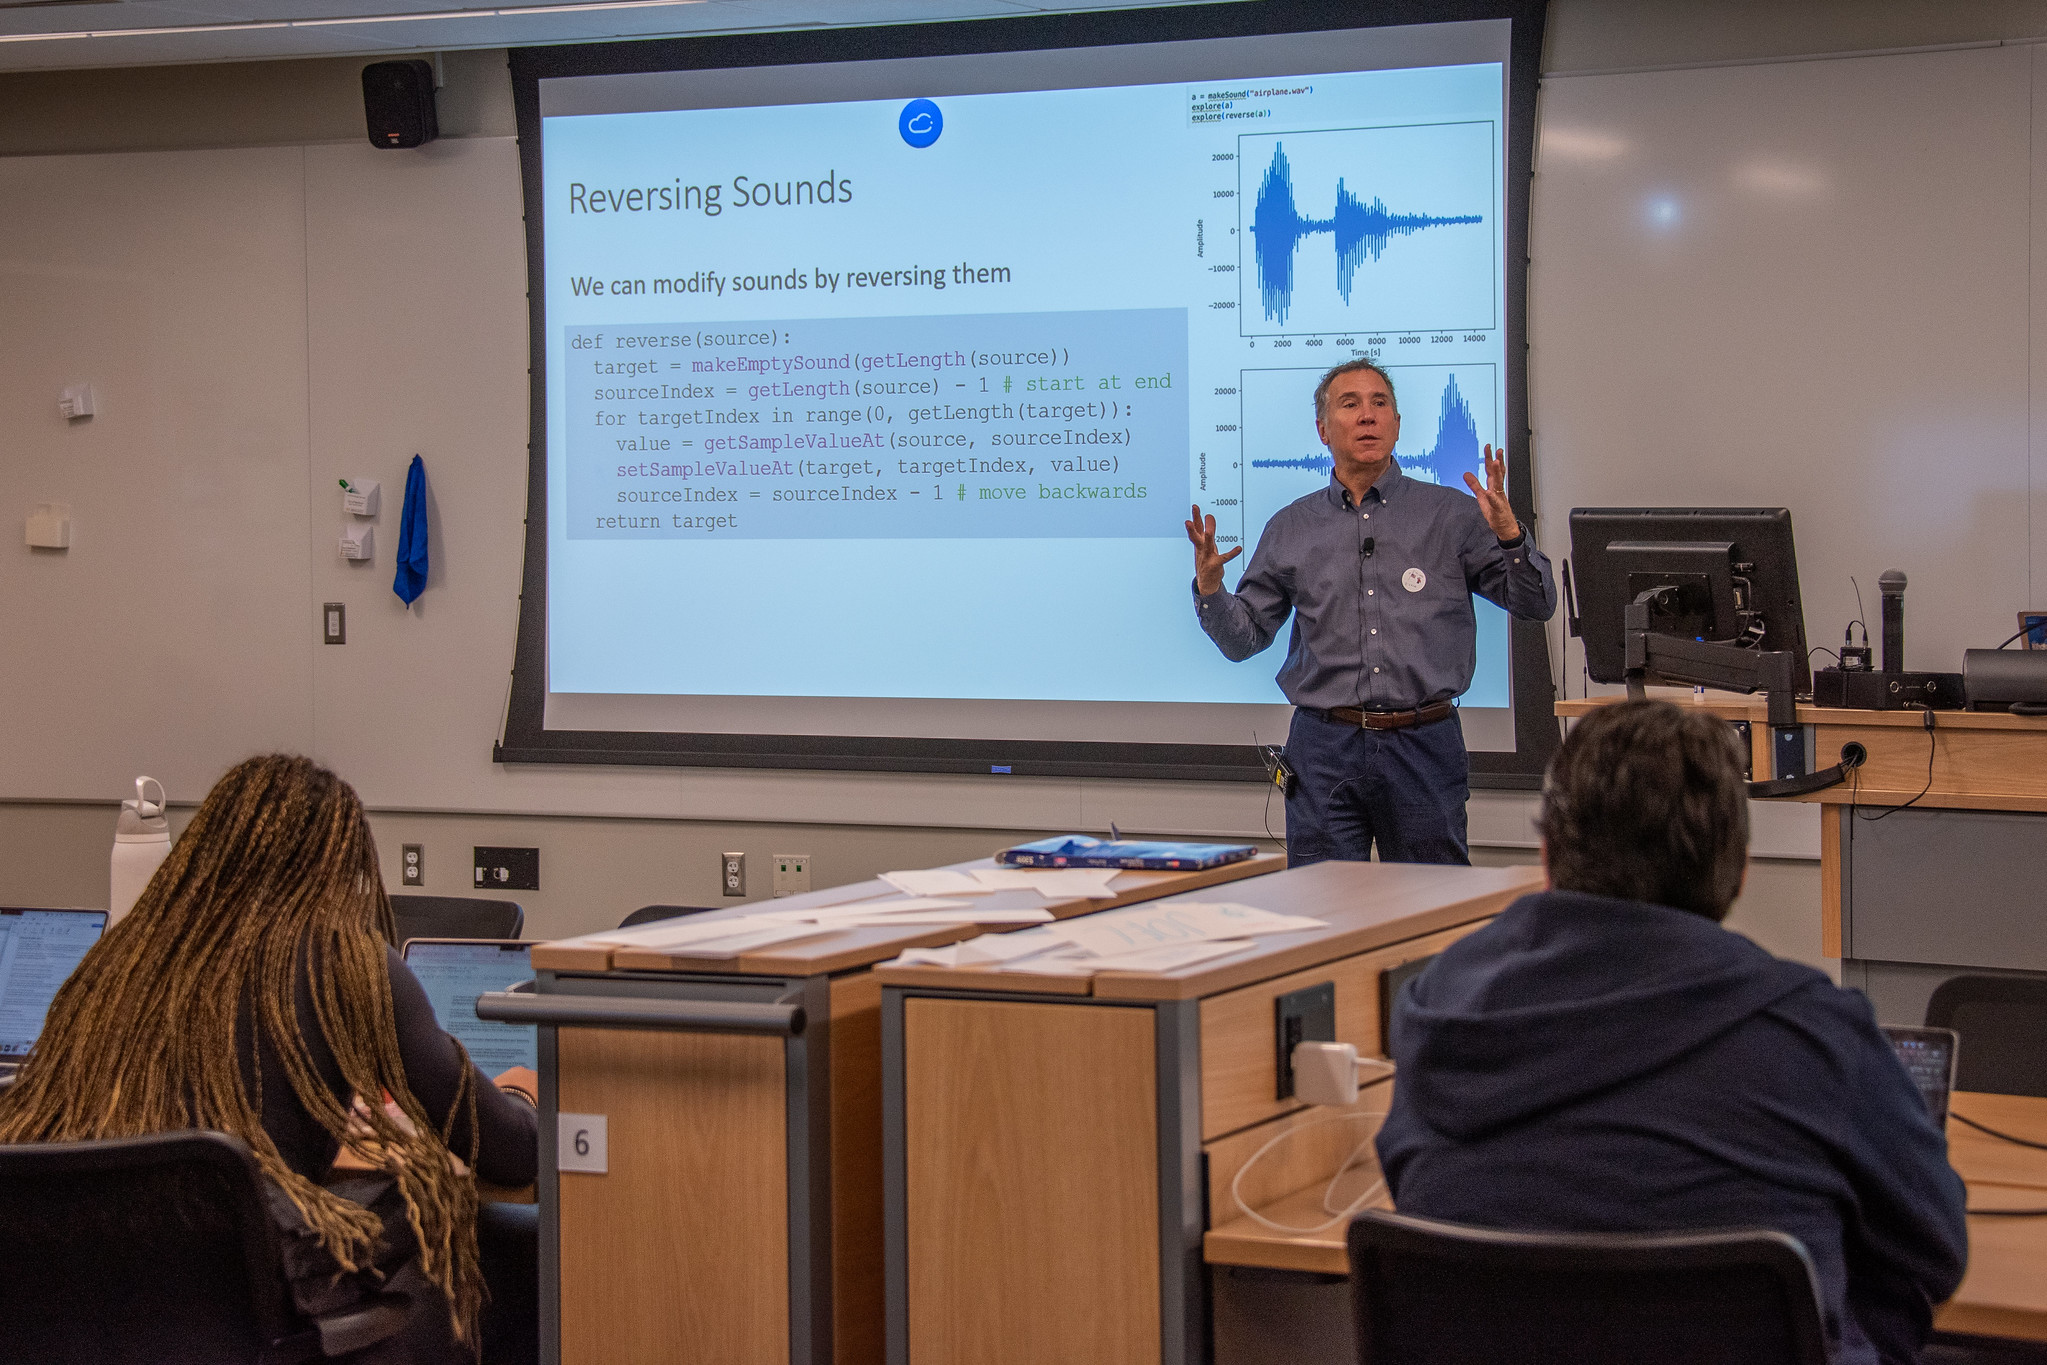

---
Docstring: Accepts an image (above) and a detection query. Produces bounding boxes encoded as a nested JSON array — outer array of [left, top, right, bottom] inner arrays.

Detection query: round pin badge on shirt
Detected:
[[1402, 567, 1427, 593]]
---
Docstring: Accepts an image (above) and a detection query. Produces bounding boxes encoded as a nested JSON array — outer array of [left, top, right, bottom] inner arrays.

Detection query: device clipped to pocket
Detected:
[[1259, 744, 1297, 799]]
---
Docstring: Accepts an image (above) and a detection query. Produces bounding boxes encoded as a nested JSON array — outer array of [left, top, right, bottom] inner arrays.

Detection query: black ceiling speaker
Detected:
[[362, 59, 439, 150]]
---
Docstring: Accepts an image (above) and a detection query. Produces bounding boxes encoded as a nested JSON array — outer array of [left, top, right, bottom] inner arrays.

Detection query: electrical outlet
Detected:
[[322, 602, 346, 645], [400, 843, 425, 887], [1274, 980, 1336, 1101], [473, 846, 539, 891], [771, 853, 811, 898], [720, 851, 746, 897]]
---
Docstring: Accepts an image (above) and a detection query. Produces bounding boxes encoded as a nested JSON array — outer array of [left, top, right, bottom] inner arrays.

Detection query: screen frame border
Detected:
[[500, 0, 1555, 787]]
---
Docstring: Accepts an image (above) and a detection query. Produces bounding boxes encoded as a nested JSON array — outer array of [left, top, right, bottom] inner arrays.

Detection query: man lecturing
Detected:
[[1188, 358, 1556, 866]]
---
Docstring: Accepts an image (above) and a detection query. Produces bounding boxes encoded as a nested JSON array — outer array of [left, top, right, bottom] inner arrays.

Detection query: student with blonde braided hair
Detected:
[[0, 754, 537, 1362]]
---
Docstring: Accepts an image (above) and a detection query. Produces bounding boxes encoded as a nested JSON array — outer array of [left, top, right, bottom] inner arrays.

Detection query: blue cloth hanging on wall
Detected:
[[393, 454, 429, 606]]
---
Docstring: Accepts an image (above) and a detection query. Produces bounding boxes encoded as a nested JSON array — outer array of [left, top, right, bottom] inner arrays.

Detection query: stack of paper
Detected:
[[884, 901, 1326, 976]]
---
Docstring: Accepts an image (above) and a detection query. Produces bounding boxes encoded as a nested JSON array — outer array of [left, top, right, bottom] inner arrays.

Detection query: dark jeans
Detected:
[[1283, 706, 1471, 867]]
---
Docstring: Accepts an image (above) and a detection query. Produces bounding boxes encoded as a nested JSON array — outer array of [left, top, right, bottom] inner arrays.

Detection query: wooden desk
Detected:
[[877, 860, 1540, 1365], [1938, 1092, 2047, 1342], [1204, 1089, 2047, 1350], [523, 853, 1282, 1365]]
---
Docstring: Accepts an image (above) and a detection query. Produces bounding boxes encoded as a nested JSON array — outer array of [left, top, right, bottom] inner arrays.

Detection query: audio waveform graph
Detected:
[[1237, 123, 1497, 336], [1251, 143, 1482, 326], [1249, 452, 1334, 474]]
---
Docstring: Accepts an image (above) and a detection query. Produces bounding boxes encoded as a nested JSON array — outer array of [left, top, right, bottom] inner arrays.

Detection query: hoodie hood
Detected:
[[1394, 889, 1826, 1140]]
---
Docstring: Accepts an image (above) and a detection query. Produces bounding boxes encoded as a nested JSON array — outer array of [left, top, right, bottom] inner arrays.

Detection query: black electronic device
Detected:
[[1882, 1025, 1957, 1124], [1257, 744, 1297, 799], [1569, 508, 1815, 782], [1569, 508, 1811, 695], [1878, 569, 1908, 673], [1964, 648, 2047, 713], [1812, 668, 1964, 711], [362, 60, 439, 149]]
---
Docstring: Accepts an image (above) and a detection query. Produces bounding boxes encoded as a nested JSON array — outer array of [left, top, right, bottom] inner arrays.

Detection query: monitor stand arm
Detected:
[[1621, 598, 1835, 792]]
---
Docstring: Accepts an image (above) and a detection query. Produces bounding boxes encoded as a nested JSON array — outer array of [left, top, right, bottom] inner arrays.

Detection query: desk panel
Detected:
[[903, 998, 1160, 1365], [557, 1026, 789, 1365]]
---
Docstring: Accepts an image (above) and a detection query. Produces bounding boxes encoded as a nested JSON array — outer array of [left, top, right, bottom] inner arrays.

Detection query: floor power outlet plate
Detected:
[[1274, 980, 1336, 1101]]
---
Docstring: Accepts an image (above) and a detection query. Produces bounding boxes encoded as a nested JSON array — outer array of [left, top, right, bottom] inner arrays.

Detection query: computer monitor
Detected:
[[1569, 508, 1811, 695], [400, 939, 537, 1074], [0, 908, 108, 1062]]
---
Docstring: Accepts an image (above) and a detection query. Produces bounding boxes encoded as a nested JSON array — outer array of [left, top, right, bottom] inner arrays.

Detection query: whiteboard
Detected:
[[1531, 44, 2039, 689]]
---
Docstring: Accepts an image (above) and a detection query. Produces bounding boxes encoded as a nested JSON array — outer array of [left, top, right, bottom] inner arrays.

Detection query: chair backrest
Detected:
[[0, 1130, 301, 1363], [1926, 974, 2047, 1097], [1347, 1210, 1829, 1365], [390, 894, 523, 946], [618, 904, 716, 930]]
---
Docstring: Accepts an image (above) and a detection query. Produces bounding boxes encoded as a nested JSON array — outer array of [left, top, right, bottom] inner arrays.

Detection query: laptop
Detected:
[[1883, 1024, 1959, 1125], [0, 908, 109, 1082], [400, 938, 537, 1075]]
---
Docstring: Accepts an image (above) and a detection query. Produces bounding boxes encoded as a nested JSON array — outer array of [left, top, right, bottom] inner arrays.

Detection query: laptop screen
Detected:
[[401, 940, 537, 1074], [1883, 1025, 1958, 1125], [0, 909, 108, 1060]]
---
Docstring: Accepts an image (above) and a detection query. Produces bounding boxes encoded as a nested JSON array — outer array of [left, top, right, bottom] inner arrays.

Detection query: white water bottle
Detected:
[[110, 776, 170, 923]]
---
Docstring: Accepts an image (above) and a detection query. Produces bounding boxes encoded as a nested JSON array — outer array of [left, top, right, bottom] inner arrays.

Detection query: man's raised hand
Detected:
[[1462, 445, 1523, 542], [1186, 503, 1242, 596]]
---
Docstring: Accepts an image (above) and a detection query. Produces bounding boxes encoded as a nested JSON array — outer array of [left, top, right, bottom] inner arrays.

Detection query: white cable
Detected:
[[1230, 1108, 1390, 1236]]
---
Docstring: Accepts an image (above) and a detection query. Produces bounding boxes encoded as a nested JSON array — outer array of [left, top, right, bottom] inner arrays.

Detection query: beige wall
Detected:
[[10, 0, 2018, 970]]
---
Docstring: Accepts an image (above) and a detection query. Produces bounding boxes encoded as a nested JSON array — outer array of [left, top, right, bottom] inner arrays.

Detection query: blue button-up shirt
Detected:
[[1195, 462, 1556, 710]]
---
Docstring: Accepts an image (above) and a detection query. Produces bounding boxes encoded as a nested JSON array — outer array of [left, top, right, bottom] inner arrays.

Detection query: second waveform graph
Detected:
[[1236, 363, 1498, 557], [1237, 122, 1497, 336]]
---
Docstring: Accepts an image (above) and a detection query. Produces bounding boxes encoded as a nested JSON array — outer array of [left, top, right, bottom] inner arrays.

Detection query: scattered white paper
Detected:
[[821, 908, 1055, 927], [889, 927, 1072, 969], [766, 897, 973, 922], [880, 870, 992, 898], [968, 867, 1124, 898], [1052, 901, 1326, 960], [1087, 939, 1258, 973], [647, 921, 838, 957]]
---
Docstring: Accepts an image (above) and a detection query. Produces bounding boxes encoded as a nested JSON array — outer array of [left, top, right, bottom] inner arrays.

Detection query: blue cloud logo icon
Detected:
[[899, 99, 942, 149]]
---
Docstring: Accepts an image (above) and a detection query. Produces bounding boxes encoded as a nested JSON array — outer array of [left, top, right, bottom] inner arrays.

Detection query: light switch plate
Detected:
[[322, 603, 346, 645]]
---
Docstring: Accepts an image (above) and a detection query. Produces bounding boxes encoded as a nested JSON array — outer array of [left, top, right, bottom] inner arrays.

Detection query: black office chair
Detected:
[[618, 904, 716, 929], [389, 893, 523, 947], [1347, 1210, 1829, 1365], [0, 1130, 406, 1364], [1926, 975, 2047, 1098]]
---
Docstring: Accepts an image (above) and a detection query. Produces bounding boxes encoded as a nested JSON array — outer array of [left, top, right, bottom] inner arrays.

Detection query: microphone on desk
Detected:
[[1360, 536, 1375, 558], [1879, 569, 1908, 673]]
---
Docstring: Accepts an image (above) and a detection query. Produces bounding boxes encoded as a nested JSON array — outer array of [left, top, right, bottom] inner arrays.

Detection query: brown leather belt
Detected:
[[1322, 701, 1455, 731]]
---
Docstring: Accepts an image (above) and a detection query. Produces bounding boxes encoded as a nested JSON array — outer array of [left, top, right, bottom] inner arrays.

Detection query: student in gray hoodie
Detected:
[[1376, 699, 1967, 1365]]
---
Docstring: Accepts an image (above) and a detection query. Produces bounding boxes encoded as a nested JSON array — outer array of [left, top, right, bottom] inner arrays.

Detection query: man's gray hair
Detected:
[[1312, 358, 1399, 421]]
